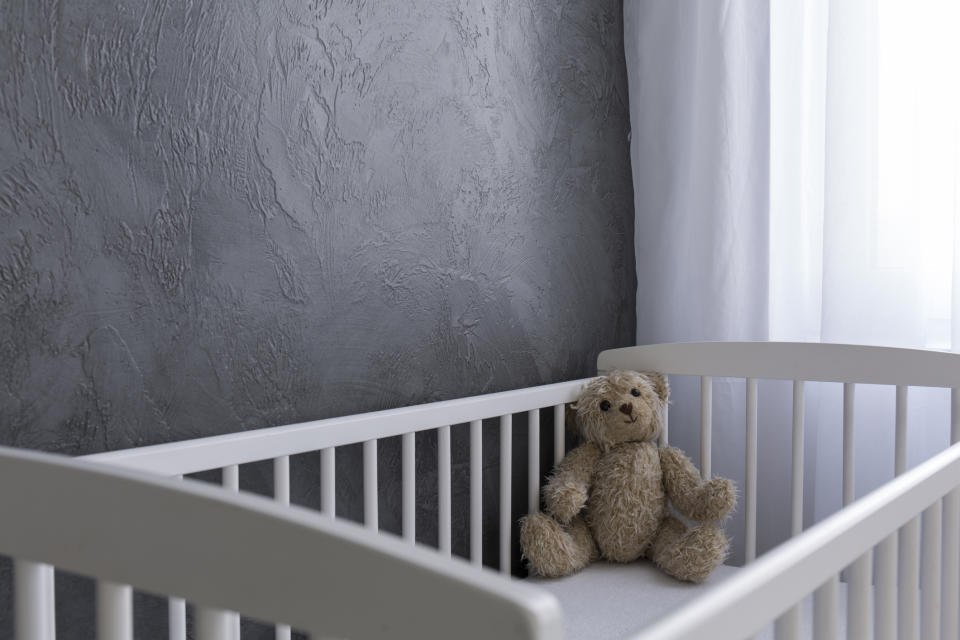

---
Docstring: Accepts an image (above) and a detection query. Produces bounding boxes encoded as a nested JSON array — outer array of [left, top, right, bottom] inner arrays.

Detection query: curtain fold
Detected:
[[624, 0, 770, 346]]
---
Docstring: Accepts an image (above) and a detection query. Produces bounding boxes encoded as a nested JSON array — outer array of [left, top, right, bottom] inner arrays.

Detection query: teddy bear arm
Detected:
[[542, 443, 601, 524], [660, 446, 735, 522]]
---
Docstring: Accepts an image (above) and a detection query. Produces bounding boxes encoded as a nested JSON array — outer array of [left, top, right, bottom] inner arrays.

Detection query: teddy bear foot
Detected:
[[649, 516, 729, 583], [520, 513, 598, 578]]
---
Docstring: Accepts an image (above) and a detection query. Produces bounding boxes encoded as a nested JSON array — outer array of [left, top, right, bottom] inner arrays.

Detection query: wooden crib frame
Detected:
[[1, 342, 958, 639]]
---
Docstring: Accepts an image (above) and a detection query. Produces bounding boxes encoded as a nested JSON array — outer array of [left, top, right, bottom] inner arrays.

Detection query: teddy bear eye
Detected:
[[600, 400, 611, 411], [631, 388, 641, 397]]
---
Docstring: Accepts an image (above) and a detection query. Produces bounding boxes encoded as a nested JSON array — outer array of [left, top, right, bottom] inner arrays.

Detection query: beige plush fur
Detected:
[[520, 370, 735, 583]]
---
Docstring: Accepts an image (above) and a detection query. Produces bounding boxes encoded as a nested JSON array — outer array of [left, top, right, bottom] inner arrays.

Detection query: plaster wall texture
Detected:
[[0, 0, 635, 636]]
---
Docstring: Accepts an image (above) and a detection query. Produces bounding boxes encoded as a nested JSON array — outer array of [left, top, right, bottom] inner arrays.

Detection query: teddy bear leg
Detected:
[[520, 513, 598, 578], [649, 516, 729, 583]]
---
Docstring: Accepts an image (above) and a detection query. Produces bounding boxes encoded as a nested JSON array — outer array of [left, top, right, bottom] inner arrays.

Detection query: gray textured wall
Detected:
[[0, 0, 634, 636]]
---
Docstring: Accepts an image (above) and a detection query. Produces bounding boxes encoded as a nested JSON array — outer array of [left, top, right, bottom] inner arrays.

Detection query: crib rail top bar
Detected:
[[599, 342, 960, 387], [632, 440, 960, 640], [0, 446, 562, 640], [83, 378, 588, 475]]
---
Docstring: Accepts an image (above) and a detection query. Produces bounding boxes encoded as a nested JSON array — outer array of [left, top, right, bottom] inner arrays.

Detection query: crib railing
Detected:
[[8, 341, 959, 640], [599, 342, 960, 640], [62, 378, 584, 640], [634, 439, 960, 640], [0, 446, 562, 640]]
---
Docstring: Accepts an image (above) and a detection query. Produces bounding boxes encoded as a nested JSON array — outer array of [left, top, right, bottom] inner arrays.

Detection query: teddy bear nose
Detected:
[[619, 403, 633, 416]]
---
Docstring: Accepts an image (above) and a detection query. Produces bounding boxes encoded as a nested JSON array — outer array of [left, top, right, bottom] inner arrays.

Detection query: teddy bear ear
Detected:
[[643, 372, 670, 402]]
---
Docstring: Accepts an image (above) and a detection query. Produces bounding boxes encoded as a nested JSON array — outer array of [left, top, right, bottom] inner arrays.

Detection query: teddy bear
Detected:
[[519, 370, 735, 583]]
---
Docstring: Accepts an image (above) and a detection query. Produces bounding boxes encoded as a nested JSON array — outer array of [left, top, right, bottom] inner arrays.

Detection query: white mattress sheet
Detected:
[[528, 561, 849, 640]]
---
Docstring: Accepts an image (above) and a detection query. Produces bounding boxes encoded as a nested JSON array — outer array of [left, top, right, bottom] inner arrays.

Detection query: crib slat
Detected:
[[403, 432, 416, 544], [223, 465, 241, 640], [745, 377, 758, 563], [196, 608, 234, 640], [14, 560, 55, 640], [953, 387, 960, 444], [893, 386, 910, 640], [895, 386, 908, 476], [169, 596, 186, 640], [899, 516, 921, 640], [42, 564, 55, 640], [364, 440, 378, 531], [775, 380, 805, 640], [528, 409, 540, 514], [813, 575, 838, 639], [894, 386, 914, 640], [96, 581, 132, 640], [273, 457, 292, 640], [223, 464, 239, 491], [700, 376, 712, 480], [949, 384, 960, 639], [470, 420, 482, 566], [843, 354, 867, 640], [920, 499, 942, 640], [842, 383, 855, 507], [273, 456, 290, 505], [791, 380, 804, 537], [943, 487, 960, 640], [439, 425, 452, 556], [195, 468, 240, 640], [321, 446, 336, 517], [848, 551, 872, 639], [660, 400, 669, 448], [169, 473, 187, 640], [773, 607, 800, 640], [553, 404, 565, 465], [500, 414, 512, 575], [875, 532, 898, 640]]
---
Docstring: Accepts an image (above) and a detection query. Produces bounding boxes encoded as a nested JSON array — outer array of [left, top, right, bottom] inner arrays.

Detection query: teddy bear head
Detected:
[[575, 370, 669, 450]]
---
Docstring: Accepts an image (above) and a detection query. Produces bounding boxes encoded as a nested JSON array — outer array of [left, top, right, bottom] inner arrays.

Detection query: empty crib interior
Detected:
[[0, 341, 958, 640]]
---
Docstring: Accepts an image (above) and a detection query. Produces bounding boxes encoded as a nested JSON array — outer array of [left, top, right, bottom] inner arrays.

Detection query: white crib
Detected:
[[1, 342, 959, 639]]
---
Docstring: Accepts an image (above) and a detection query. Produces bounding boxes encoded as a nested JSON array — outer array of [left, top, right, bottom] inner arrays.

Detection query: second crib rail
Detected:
[[634, 440, 960, 640], [67, 378, 587, 640]]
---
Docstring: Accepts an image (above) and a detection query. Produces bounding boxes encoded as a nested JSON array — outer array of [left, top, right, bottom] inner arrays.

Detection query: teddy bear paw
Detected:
[[701, 477, 736, 520], [544, 481, 588, 524]]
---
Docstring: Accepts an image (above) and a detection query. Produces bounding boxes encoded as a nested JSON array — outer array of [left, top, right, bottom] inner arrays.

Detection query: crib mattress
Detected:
[[529, 561, 850, 640]]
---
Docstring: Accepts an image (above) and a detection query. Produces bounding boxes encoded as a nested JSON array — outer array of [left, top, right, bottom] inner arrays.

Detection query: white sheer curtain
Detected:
[[770, 0, 960, 351], [770, 0, 960, 528], [624, 0, 770, 347], [625, 0, 960, 562]]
